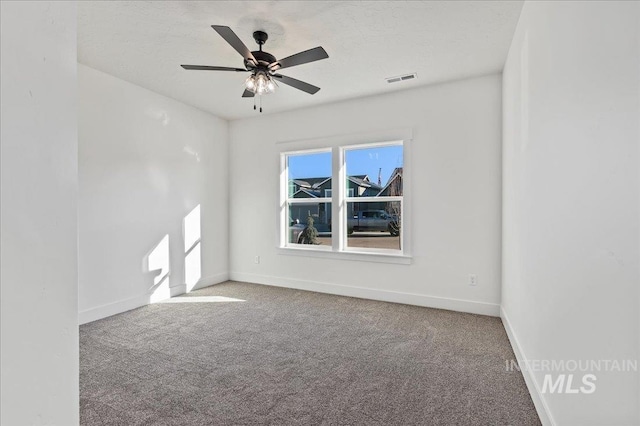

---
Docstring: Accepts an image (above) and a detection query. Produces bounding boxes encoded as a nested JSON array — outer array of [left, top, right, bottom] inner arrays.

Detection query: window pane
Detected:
[[345, 145, 403, 197], [288, 202, 332, 246], [287, 152, 332, 199], [346, 201, 401, 251]]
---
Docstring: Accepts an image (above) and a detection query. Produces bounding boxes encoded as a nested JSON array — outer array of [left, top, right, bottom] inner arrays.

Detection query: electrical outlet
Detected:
[[254, 255, 260, 264], [469, 274, 477, 286]]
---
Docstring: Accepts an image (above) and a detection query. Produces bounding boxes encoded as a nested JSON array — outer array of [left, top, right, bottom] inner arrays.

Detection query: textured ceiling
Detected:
[[78, 1, 523, 120]]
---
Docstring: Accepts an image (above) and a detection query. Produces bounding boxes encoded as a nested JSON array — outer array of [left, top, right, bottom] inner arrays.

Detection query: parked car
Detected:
[[348, 210, 400, 236]]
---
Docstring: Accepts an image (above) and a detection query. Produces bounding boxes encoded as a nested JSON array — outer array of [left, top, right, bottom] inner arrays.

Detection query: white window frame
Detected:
[[326, 188, 354, 198], [339, 141, 404, 255], [279, 138, 411, 264], [281, 148, 333, 252]]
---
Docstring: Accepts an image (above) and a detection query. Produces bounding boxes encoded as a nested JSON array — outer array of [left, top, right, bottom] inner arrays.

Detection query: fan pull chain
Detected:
[[260, 95, 263, 113], [253, 97, 256, 110]]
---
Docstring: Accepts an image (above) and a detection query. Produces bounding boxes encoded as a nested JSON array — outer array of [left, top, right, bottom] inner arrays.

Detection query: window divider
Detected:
[[344, 196, 403, 203], [279, 153, 288, 248], [332, 146, 343, 252], [287, 198, 332, 204]]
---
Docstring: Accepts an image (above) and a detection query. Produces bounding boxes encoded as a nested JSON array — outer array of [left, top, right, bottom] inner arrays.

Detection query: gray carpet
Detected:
[[80, 281, 540, 425]]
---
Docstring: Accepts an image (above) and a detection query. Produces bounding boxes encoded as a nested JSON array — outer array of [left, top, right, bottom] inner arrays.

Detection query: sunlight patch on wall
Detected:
[[184, 205, 201, 251], [146, 234, 170, 303], [184, 204, 202, 292], [185, 243, 201, 292]]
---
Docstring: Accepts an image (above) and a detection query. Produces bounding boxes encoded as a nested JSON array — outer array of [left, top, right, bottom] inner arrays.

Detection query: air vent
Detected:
[[386, 73, 417, 84]]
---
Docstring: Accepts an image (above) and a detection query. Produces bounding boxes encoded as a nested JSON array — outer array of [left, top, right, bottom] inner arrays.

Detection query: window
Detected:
[[344, 144, 403, 252], [283, 150, 332, 248], [281, 141, 405, 256]]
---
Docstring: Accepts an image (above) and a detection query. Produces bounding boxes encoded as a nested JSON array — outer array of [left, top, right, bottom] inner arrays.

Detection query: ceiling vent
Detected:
[[386, 73, 417, 84]]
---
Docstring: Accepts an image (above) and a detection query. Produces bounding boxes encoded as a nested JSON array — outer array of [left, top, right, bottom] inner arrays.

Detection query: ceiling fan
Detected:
[[181, 25, 329, 112]]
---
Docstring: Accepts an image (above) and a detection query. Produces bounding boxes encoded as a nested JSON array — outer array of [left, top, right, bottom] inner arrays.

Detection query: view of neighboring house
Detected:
[[289, 177, 333, 199], [289, 169, 403, 226], [377, 167, 403, 197]]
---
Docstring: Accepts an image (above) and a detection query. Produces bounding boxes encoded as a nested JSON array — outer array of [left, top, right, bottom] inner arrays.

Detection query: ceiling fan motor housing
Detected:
[[247, 50, 277, 68], [253, 30, 268, 46], [245, 31, 277, 72]]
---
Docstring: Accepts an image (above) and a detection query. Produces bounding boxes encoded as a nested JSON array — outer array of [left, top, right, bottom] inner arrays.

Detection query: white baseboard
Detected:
[[501, 307, 555, 426], [190, 272, 229, 292], [79, 272, 230, 325], [229, 271, 500, 317], [79, 294, 148, 325], [170, 284, 186, 297]]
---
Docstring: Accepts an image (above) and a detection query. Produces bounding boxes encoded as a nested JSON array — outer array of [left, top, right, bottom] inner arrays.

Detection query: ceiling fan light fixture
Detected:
[[256, 74, 267, 94], [245, 72, 276, 95], [244, 76, 256, 90]]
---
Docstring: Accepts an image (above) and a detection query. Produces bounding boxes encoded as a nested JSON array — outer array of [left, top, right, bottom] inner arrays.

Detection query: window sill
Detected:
[[277, 246, 412, 265]]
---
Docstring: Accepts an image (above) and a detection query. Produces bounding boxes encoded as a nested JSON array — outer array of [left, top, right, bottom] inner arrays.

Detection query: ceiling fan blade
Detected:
[[242, 89, 255, 98], [181, 65, 248, 72], [272, 74, 320, 94], [271, 46, 328, 70], [212, 25, 257, 64]]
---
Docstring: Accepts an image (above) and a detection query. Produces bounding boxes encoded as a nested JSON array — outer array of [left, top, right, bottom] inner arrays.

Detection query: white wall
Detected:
[[1, 2, 79, 424], [229, 74, 503, 315], [502, 1, 640, 425], [78, 64, 229, 323]]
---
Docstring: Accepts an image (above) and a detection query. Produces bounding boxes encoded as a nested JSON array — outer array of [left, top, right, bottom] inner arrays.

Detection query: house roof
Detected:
[[292, 175, 382, 190], [377, 167, 403, 196], [348, 175, 382, 191], [291, 188, 320, 198], [291, 177, 331, 189], [292, 175, 384, 192]]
